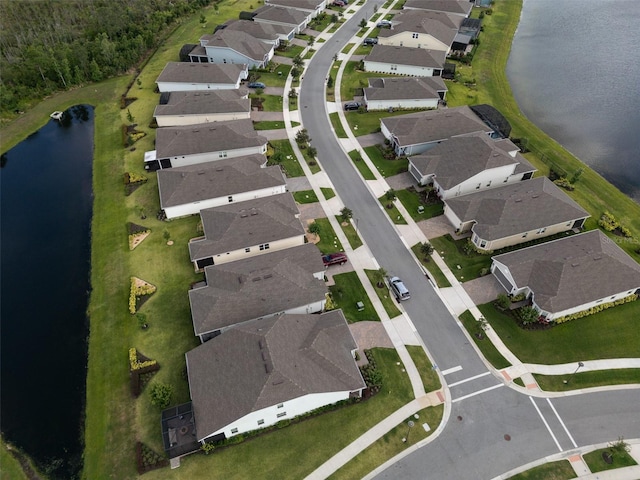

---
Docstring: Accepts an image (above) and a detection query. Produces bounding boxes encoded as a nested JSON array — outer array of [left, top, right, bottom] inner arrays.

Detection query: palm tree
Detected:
[[340, 206, 353, 222], [373, 267, 387, 288], [420, 241, 434, 260]]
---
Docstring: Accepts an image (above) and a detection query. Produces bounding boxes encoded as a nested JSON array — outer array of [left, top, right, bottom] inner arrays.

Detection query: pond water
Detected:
[[0, 105, 94, 479]]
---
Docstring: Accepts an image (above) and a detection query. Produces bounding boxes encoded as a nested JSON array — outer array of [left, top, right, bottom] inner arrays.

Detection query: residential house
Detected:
[[491, 230, 640, 321], [188, 243, 328, 341], [153, 90, 251, 127], [451, 17, 482, 54], [188, 192, 306, 271], [364, 45, 446, 77], [444, 177, 589, 251], [250, 5, 310, 33], [381, 105, 494, 156], [364, 76, 447, 111], [185, 310, 366, 443], [219, 19, 295, 45], [265, 0, 327, 19], [190, 30, 275, 68], [409, 133, 535, 194], [144, 119, 268, 171], [402, 0, 472, 17], [378, 10, 460, 54], [157, 154, 287, 219], [155, 62, 248, 92]]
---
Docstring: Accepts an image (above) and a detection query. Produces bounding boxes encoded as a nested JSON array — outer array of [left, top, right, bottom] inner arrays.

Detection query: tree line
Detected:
[[0, 0, 212, 116]]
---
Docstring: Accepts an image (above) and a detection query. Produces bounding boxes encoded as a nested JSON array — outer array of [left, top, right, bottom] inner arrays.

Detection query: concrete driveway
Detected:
[[462, 275, 504, 306]]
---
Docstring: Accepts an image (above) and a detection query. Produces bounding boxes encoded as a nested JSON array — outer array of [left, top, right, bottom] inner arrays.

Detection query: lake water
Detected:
[[0, 105, 93, 479], [507, 0, 640, 203]]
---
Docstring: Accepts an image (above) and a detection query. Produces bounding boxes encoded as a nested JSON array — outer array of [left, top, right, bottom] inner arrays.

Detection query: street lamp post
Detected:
[[402, 420, 415, 443], [563, 361, 585, 385]]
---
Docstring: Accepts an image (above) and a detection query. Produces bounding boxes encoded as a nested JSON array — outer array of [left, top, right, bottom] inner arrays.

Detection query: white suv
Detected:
[[389, 277, 410, 301]]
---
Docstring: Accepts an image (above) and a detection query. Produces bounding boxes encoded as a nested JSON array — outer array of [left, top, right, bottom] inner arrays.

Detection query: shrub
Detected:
[[495, 293, 510, 310], [554, 294, 637, 324], [129, 347, 157, 371], [149, 382, 173, 409], [598, 211, 619, 231]]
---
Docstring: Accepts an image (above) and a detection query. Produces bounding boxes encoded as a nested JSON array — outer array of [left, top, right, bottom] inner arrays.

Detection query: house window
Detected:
[[231, 428, 238, 434], [390, 65, 397, 71], [486, 181, 491, 187], [277, 412, 287, 418], [412, 33, 418, 39], [476, 183, 481, 189], [257, 419, 264, 425], [245, 247, 251, 253], [480, 240, 487, 248], [259, 243, 270, 251], [228, 196, 233, 203], [522, 232, 528, 238], [219, 152, 228, 158], [536, 227, 547, 234], [277, 403, 284, 408], [503, 177, 508, 182]]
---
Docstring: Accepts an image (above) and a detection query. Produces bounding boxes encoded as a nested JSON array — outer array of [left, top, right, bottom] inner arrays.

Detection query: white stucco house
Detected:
[[188, 192, 306, 272], [155, 62, 248, 92], [251, 5, 310, 34], [381, 106, 494, 156], [408, 133, 535, 196], [188, 243, 328, 341], [185, 309, 366, 444], [153, 90, 250, 127], [491, 230, 640, 322], [364, 76, 447, 111], [190, 30, 275, 69], [364, 45, 446, 77], [157, 154, 286, 219], [378, 10, 460, 54], [144, 119, 268, 171], [444, 176, 590, 252], [218, 19, 295, 45]]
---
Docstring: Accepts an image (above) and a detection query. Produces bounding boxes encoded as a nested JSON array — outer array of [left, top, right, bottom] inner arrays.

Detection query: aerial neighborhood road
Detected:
[[298, 2, 640, 478]]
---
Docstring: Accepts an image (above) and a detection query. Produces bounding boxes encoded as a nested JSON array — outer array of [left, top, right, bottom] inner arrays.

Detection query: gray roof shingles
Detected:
[[186, 310, 366, 441], [253, 5, 308, 25], [365, 76, 447, 102], [188, 243, 327, 335], [200, 30, 272, 62], [446, 176, 590, 240], [222, 19, 292, 41], [156, 62, 246, 85], [403, 0, 473, 16], [493, 230, 640, 313], [379, 13, 459, 46], [365, 45, 446, 69], [188, 192, 304, 262], [157, 154, 285, 208], [155, 119, 267, 158], [154, 90, 250, 117]]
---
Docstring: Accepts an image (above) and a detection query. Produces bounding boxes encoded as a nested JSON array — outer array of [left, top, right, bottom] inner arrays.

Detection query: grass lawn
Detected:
[[395, 189, 444, 221], [328, 19, 346, 34], [459, 310, 511, 369], [293, 190, 319, 204], [250, 93, 284, 111], [309, 13, 334, 32], [337, 216, 364, 250], [430, 234, 492, 282], [303, 48, 316, 60], [300, 145, 322, 174], [253, 120, 285, 130], [341, 43, 356, 54], [313, 218, 344, 253], [405, 345, 441, 392], [253, 64, 292, 87], [478, 301, 640, 363], [534, 369, 640, 392], [583, 447, 637, 473], [329, 272, 380, 323], [508, 460, 576, 480], [1, 440, 32, 480], [348, 149, 376, 180], [268, 139, 305, 177], [378, 197, 407, 225], [274, 44, 304, 59], [410, 243, 451, 288], [354, 43, 374, 55], [321, 187, 336, 200], [364, 145, 408, 177], [144, 348, 412, 480], [328, 405, 444, 480], [365, 269, 402, 319], [329, 112, 348, 138]]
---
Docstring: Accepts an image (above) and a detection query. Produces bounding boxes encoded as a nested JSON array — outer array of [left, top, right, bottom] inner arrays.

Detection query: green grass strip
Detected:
[[348, 149, 376, 180], [410, 244, 451, 288], [292, 190, 319, 204], [336, 215, 364, 250], [329, 272, 380, 323], [405, 345, 441, 392], [364, 269, 402, 319], [533, 369, 640, 392], [583, 447, 637, 473], [507, 460, 576, 480], [459, 310, 511, 369], [329, 112, 348, 138]]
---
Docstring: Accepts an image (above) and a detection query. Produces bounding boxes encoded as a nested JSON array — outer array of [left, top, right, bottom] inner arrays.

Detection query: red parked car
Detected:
[[322, 252, 348, 267]]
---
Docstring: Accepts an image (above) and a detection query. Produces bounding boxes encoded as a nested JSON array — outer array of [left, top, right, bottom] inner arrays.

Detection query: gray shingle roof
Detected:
[[253, 5, 308, 25], [365, 76, 447, 101], [200, 30, 272, 62], [365, 45, 446, 69], [445, 177, 590, 240], [381, 106, 493, 148], [222, 19, 292, 42], [153, 90, 250, 117], [157, 154, 285, 208], [403, 0, 473, 16], [156, 62, 246, 85], [186, 310, 365, 441], [265, 0, 324, 11], [155, 119, 267, 158], [189, 243, 328, 335], [189, 192, 305, 262], [379, 12, 459, 46], [492, 230, 640, 314], [410, 134, 534, 188], [392, 8, 462, 29]]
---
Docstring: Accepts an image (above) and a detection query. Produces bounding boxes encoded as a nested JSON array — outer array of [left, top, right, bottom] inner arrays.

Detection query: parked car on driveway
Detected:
[[377, 20, 392, 28], [363, 37, 378, 45], [248, 82, 266, 89], [333, 0, 346, 6], [344, 101, 361, 111], [322, 252, 348, 267], [389, 276, 410, 301]]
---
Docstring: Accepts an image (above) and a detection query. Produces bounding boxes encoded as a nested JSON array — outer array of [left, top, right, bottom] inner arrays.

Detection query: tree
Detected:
[[270, 151, 284, 164], [199, 14, 206, 25], [327, 75, 334, 88], [149, 382, 173, 409], [373, 267, 387, 288], [307, 37, 315, 47], [307, 146, 317, 158], [359, 18, 367, 28], [308, 221, 321, 238], [292, 55, 304, 69], [340, 206, 353, 222], [289, 88, 298, 98], [385, 188, 396, 201], [291, 66, 301, 79], [331, 13, 338, 23], [419, 241, 434, 259], [295, 128, 310, 144], [495, 293, 510, 310], [570, 168, 584, 184]]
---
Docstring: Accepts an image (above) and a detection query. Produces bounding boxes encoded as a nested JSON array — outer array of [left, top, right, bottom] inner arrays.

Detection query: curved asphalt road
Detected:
[[298, 4, 640, 478]]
